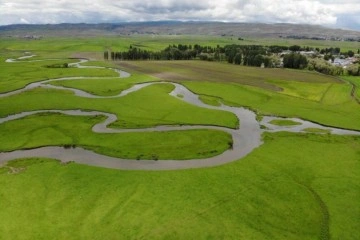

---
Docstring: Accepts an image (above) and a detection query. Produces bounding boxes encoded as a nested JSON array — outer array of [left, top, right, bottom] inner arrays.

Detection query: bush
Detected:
[[347, 64, 360, 76], [45, 63, 69, 68], [307, 58, 343, 75]]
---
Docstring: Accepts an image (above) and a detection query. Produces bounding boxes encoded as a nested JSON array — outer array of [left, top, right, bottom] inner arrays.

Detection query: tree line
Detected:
[[104, 44, 359, 75], [104, 44, 224, 61]]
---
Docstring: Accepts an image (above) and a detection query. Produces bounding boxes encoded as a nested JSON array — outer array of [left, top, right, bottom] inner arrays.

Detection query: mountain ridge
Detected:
[[1, 21, 360, 39]]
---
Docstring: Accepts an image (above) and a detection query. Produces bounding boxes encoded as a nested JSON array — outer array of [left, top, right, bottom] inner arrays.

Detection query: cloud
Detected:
[[0, 0, 359, 30], [19, 18, 29, 24]]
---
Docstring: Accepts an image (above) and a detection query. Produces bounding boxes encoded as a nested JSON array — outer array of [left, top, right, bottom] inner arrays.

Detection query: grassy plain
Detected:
[[0, 113, 231, 159], [1, 36, 359, 239], [50, 69, 157, 96], [0, 132, 359, 239], [1, 35, 359, 53], [50, 77, 148, 96], [303, 128, 331, 134], [0, 84, 238, 129], [117, 60, 360, 130], [269, 119, 301, 126], [0, 57, 117, 93], [118, 60, 339, 91], [341, 76, 360, 99], [185, 81, 360, 130]]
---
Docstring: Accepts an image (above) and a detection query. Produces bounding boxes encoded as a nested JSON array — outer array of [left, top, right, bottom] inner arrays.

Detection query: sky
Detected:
[[1, 0, 360, 30]]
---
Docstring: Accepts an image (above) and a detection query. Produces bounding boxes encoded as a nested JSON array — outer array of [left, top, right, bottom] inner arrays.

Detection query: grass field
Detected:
[[51, 77, 149, 96], [0, 84, 238, 129], [0, 113, 232, 159], [117, 60, 340, 91], [1, 35, 359, 54], [341, 76, 360, 99], [303, 128, 331, 134], [1, 36, 359, 239], [50, 69, 157, 96], [0, 132, 359, 239], [269, 119, 302, 126], [0, 57, 118, 93], [116, 60, 360, 130], [185, 81, 360, 130]]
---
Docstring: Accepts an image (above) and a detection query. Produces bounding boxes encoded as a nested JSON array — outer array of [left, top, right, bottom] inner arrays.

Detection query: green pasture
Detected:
[[117, 60, 360, 130], [266, 79, 332, 101], [0, 84, 238, 129], [269, 119, 302, 126], [185, 81, 360, 130], [0, 113, 231, 159], [1, 35, 359, 55], [0, 35, 240, 54], [341, 76, 360, 99], [198, 95, 222, 106], [50, 77, 149, 96], [79, 60, 117, 68], [1, 38, 359, 240], [303, 128, 331, 134], [0, 57, 117, 93], [117, 60, 341, 91], [50, 71, 157, 96], [0, 132, 359, 239]]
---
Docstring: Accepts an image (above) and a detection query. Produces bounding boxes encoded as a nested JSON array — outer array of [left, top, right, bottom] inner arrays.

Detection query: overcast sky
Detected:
[[1, 0, 360, 30]]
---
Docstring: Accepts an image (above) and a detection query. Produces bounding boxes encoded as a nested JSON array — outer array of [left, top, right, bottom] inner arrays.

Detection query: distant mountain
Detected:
[[1, 21, 360, 40]]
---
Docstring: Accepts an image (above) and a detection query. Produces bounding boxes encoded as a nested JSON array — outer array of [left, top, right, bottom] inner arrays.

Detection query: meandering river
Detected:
[[0, 55, 359, 170]]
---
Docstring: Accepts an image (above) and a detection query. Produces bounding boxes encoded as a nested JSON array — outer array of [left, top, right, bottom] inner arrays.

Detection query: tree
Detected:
[[347, 64, 360, 76], [283, 53, 308, 69], [227, 50, 236, 64], [253, 54, 264, 67], [307, 58, 343, 75], [348, 50, 355, 57], [289, 45, 301, 52], [234, 53, 242, 65]]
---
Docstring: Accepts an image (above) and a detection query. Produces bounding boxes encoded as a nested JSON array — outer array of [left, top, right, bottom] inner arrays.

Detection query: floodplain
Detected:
[[0, 36, 359, 239]]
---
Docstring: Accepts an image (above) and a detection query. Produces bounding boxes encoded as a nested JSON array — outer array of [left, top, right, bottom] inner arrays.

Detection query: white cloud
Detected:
[[20, 18, 29, 24], [0, 0, 359, 30]]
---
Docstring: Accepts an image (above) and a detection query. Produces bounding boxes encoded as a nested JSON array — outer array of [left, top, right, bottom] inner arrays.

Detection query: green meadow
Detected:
[[1, 35, 359, 53], [341, 76, 360, 99], [0, 57, 117, 93], [0, 36, 359, 239], [0, 84, 238, 129], [118, 60, 360, 130], [269, 119, 302, 126], [0, 133, 359, 239], [0, 113, 231, 159], [49, 69, 158, 96]]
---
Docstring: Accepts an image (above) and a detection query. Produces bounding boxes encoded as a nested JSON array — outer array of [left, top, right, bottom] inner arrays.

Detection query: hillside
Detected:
[[1, 22, 360, 40]]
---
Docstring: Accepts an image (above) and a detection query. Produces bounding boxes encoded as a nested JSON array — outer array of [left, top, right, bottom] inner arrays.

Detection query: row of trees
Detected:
[[104, 43, 359, 75], [104, 44, 322, 62], [307, 58, 344, 75], [104, 44, 225, 61], [224, 45, 308, 68]]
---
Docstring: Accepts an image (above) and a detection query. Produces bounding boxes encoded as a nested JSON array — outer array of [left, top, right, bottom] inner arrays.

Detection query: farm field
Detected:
[[341, 76, 360, 99], [1, 35, 359, 53], [0, 36, 359, 239], [119, 60, 360, 130]]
